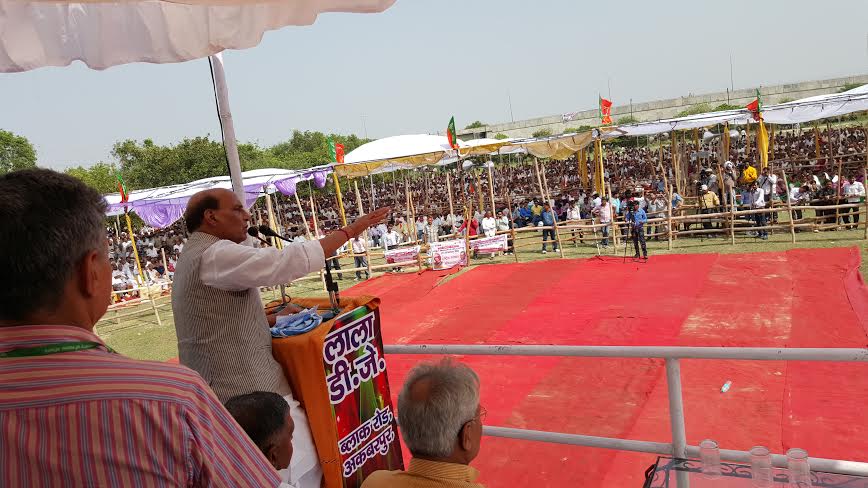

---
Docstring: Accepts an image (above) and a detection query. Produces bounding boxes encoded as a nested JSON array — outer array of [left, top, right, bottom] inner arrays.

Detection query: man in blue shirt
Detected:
[[627, 200, 648, 260], [540, 203, 558, 254]]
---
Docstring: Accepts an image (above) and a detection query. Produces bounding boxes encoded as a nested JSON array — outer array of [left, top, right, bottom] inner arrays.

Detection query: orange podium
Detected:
[[271, 296, 403, 488]]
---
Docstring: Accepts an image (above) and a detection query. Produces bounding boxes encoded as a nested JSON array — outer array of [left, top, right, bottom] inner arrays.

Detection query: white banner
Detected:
[[470, 234, 508, 254], [384, 246, 419, 264], [427, 239, 467, 270]]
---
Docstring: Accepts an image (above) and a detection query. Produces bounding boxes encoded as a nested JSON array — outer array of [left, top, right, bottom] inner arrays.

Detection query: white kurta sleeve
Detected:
[[199, 239, 326, 292]]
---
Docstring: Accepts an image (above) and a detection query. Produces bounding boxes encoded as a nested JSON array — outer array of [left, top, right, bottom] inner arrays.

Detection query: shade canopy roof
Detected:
[[0, 0, 395, 72]]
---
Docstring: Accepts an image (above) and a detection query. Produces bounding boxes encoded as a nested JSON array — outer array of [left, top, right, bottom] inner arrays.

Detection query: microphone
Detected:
[[258, 225, 292, 242], [247, 227, 271, 247]]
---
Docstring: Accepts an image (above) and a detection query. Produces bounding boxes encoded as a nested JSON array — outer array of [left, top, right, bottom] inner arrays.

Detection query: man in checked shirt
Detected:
[[0, 169, 281, 487]]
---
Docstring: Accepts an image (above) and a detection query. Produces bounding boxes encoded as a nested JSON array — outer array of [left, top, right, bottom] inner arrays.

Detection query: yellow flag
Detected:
[[756, 116, 769, 169]]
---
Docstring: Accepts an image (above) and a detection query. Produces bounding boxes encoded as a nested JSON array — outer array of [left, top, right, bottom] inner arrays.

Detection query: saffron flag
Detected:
[[599, 97, 613, 125], [745, 89, 762, 121], [446, 116, 459, 149], [116, 173, 128, 203], [327, 138, 345, 163]]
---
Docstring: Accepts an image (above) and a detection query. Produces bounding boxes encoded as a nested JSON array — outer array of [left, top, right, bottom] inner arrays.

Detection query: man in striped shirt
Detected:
[[0, 169, 280, 487]]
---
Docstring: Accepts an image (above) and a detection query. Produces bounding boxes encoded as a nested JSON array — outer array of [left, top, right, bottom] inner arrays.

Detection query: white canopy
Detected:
[[603, 83, 868, 138], [0, 0, 395, 72], [337, 134, 465, 177]]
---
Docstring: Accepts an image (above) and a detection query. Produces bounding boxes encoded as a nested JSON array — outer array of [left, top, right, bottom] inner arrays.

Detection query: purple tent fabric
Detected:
[[130, 190, 261, 229], [313, 171, 327, 188], [274, 177, 298, 196]]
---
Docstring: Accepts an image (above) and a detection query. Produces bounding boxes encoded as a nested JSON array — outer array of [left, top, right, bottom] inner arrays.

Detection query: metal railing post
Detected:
[[666, 358, 689, 488], [665, 358, 687, 458]]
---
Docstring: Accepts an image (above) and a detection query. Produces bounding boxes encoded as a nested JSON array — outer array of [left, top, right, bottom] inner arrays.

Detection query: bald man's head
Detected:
[[184, 189, 250, 243]]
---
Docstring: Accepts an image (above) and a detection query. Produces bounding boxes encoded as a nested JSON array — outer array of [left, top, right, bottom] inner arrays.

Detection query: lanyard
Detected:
[[0, 341, 113, 358]]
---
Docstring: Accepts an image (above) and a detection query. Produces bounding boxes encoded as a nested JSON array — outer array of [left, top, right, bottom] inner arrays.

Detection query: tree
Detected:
[[713, 103, 741, 111], [675, 103, 712, 118], [494, 133, 509, 140], [532, 128, 552, 138], [0, 129, 37, 174], [838, 83, 862, 93], [66, 163, 119, 193], [464, 121, 486, 129], [615, 115, 640, 125]]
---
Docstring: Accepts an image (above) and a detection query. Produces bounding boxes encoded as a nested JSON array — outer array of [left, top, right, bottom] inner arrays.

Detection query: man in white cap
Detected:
[[698, 184, 720, 231]]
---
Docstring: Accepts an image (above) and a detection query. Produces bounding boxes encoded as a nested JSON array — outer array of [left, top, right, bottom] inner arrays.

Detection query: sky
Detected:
[[1, 0, 867, 169]]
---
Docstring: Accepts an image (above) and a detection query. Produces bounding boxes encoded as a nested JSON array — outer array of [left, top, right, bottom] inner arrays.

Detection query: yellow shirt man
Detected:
[[699, 190, 720, 210], [362, 458, 484, 488]]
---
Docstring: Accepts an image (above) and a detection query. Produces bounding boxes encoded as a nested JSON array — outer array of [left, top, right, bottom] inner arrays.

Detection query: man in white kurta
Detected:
[[173, 188, 389, 488]]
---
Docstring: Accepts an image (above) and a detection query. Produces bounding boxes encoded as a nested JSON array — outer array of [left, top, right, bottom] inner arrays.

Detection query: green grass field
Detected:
[[100, 227, 868, 363]]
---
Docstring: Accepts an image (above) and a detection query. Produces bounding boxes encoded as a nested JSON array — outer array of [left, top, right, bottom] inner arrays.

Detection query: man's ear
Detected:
[[79, 250, 102, 298], [458, 422, 473, 452], [264, 441, 280, 467]]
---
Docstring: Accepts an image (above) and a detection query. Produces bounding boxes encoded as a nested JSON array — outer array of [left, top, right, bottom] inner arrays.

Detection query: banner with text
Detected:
[[470, 234, 508, 254], [323, 305, 403, 487], [427, 239, 468, 270], [384, 246, 420, 264]]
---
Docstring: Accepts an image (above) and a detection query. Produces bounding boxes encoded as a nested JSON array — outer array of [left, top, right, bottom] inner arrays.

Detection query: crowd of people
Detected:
[[105, 125, 866, 289]]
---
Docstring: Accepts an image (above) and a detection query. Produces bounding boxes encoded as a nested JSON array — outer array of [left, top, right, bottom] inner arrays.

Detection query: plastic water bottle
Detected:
[[721, 381, 732, 393]]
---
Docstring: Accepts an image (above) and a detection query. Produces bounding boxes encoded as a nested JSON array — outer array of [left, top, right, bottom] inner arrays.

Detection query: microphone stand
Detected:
[[261, 226, 341, 313]]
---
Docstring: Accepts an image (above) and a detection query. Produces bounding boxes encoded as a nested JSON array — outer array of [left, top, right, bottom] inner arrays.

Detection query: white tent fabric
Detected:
[[0, 0, 395, 72], [337, 134, 465, 176], [604, 83, 868, 138], [761, 85, 868, 124]]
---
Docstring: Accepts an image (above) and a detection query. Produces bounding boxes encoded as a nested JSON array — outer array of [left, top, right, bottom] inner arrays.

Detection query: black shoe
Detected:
[[633, 254, 640, 259], [643, 255, 648, 260]]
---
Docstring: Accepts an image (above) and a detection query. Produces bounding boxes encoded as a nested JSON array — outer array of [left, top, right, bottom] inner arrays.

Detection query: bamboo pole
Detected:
[[780, 169, 797, 243], [539, 160, 565, 258], [606, 183, 619, 250], [827, 121, 834, 169], [123, 211, 146, 285], [475, 170, 484, 214], [578, 149, 589, 190], [353, 180, 373, 278], [505, 190, 519, 263], [309, 194, 328, 291], [264, 192, 282, 249], [331, 173, 347, 227], [293, 193, 313, 239], [834, 152, 844, 228], [729, 189, 736, 245], [666, 185, 674, 250], [814, 124, 821, 161], [446, 171, 456, 234], [487, 163, 497, 215], [769, 125, 776, 160], [293, 192, 325, 291]]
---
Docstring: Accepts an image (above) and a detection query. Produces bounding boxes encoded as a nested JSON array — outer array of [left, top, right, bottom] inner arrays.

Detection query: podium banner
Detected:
[[428, 239, 467, 270], [271, 297, 403, 488], [470, 234, 508, 254], [384, 245, 419, 264]]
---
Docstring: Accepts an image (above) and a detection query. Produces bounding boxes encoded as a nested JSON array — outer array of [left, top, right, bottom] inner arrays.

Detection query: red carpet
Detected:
[[346, 247, 868, 487]]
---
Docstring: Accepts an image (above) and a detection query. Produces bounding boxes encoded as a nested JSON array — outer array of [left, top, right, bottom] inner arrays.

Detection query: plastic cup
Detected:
[[787, 448, 812, 487], [750, 445, 773, 487], [700, 439, 722, 478]]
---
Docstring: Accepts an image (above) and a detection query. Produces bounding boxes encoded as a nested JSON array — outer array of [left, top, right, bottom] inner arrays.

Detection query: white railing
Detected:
[[383, 344, 868, 477]]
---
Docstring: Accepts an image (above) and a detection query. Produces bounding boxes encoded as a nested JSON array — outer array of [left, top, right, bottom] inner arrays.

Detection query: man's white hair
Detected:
[[397, 358, 480, 458]]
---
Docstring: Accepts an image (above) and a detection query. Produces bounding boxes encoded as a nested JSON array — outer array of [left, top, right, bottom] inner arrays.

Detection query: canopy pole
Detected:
[[446, 171, 456, 234], [487, 162, 497, 215], [208, 53, 245, 206], [332, 173, 348, 227], [353, 180, 373, 278], [264, 192, 282, 249], [124, 210, 146, 285], [369, 174, 376, 209]]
